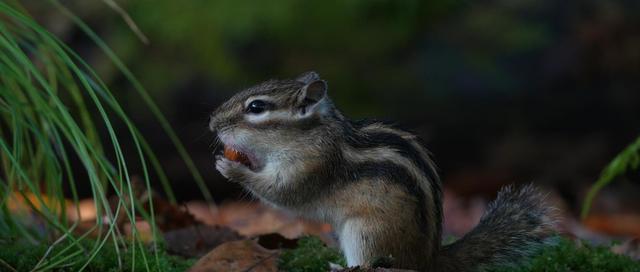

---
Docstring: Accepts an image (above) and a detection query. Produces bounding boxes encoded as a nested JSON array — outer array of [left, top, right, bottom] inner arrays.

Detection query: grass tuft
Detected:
[[0, 1, 212, 270], [0, 238, 194, 272]]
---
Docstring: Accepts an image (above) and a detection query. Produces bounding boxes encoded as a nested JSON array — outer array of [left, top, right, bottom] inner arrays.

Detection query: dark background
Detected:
[[27, 0, 640, 217]]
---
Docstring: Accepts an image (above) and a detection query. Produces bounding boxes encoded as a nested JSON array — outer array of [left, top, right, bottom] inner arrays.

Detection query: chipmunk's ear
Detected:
[[296, 71, 320, 85], [300, 80, 327, 105]]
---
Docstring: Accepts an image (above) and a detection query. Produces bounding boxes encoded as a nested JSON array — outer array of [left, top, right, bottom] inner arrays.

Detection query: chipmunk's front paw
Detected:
[[215, 155, 250, 181]]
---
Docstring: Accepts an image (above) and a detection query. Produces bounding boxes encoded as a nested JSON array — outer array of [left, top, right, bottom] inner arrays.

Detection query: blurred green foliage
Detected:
[[65, 0, 637, 120], [93, 0, 462, 116], [19, 0, 640, 206]]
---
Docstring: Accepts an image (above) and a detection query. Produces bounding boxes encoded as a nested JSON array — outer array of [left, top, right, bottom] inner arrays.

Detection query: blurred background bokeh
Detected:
[[23, 0, 640, 238]]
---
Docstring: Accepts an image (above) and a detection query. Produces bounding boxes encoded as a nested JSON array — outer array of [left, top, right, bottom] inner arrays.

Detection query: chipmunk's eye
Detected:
[[246, 100, 268, 114]]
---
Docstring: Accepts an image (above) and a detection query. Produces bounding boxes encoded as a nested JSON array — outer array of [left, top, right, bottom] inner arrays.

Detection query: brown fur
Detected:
[[209, 72, 555, 271]]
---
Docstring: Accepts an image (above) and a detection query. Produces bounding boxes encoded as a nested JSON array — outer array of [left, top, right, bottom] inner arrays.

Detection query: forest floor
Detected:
[[2, 187, 640, 271]]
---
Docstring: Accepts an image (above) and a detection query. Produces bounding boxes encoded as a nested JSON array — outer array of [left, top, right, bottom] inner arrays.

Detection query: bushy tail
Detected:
[[437, 184, 556, 272]]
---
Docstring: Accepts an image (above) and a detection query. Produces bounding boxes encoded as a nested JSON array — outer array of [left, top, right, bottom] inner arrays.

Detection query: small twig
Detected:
[[101, 0, 149, 44]]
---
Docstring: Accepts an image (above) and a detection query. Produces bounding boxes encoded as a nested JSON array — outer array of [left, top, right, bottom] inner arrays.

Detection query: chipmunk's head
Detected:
[[209, 71, 337, 172]]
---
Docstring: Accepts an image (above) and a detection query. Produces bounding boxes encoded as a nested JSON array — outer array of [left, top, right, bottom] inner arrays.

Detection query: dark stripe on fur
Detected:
[[344, 121, 442, 244], [346, 121, 439, 187]]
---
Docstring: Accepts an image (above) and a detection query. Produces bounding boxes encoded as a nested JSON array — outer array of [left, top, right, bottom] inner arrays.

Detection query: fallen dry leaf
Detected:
[[144, 196, 200, 231], [164, 224, 243, 258], [122, 220, 154, 242], [188, 239, 279, 272], [183, 201, 218, 225], [188, 201, 332, 239], [8, 191, 70, 216], [66, 198, 98, 222], [213, 202, 296, 236], [584, 213, 640, 237]]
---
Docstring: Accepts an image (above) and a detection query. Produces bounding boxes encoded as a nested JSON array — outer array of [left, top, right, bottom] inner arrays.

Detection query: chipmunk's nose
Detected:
[[209, 113, 237, 134]]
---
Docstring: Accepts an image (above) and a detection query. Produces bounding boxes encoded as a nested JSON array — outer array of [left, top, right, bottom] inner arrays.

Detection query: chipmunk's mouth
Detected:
[[223, 145, 255, 170]]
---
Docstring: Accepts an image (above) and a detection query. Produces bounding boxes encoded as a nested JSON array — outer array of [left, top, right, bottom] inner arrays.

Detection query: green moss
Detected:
[[277, 236, 639, 272], [279, 236, 346, 272], [490, 237, 640, 272], [0, 238, 194, 272], [7, 235, 635, 271]]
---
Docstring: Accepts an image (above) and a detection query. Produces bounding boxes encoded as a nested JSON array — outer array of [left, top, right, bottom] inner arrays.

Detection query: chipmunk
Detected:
[[209, 71, 555, 271]]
